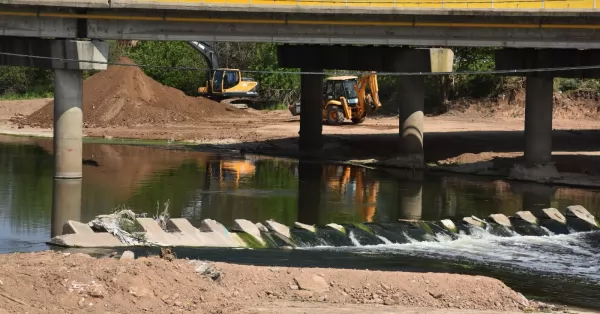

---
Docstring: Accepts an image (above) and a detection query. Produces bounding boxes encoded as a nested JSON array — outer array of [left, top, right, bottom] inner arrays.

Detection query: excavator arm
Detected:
[[187, 41, 220, 70], [355, 72, 382, 118]]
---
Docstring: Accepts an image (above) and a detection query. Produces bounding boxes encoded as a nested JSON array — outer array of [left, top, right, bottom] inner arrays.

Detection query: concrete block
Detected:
[[233, 219, 265, 246], [229, 233, 248, 247], [513, 211, 539, 225], [137, 218, 203, 247], [488, 214, 512, 227], [566, 205, 599, 230], [0, 38, 108, 70], [168, 218, 213, 246], [49, 233, 126, 248], [463, 216, 486, 228], [294, 222, 316, 233], [541, 208, 567, 224], [439, 219, 457, 233], [428, 48, 454, 73], [265, 220, 291, 239], [199, 219, 239, 247], [326, 223, 345, 234], [62, 220, 94, 235]]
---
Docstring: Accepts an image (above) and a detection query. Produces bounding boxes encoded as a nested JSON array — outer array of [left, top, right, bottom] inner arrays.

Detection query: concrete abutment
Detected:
[[397, 76, 425, 168]]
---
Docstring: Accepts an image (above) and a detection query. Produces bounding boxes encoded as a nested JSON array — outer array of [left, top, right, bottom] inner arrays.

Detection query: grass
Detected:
[[0, 91, 53, 100]]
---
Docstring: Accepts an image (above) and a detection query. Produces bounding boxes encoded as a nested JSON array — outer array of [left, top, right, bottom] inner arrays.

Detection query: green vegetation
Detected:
[[1, 42, 598, 114]]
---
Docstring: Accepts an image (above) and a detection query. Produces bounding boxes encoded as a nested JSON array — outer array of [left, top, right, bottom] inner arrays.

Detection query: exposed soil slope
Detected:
[[444, 88, 600, 120], [0, 251, 533, 314], [23, 57, 248, 128]]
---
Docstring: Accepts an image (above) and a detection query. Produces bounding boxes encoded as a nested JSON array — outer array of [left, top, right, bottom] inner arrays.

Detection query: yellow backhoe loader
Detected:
[[188, 41, 259, 109], [288, 72, 382, 125]]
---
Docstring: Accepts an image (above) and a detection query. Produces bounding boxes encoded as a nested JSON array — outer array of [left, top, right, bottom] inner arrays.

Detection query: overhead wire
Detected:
[[269, 0, 581, 4], [1, 51, 599, 76]]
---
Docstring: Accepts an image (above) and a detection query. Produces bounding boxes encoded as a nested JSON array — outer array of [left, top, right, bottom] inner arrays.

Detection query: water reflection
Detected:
[[1, 135, 600, 252]]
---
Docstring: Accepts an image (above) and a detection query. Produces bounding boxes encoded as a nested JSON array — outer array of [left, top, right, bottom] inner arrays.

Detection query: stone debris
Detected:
[[293, 274, 329, 293], [190, 261, 221, 281], [120, 250, 135, 260]]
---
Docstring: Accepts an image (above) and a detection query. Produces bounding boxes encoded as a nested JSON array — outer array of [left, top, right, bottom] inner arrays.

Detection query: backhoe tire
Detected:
[[351, 116, 366, 124], [326, 106, 345, 125]]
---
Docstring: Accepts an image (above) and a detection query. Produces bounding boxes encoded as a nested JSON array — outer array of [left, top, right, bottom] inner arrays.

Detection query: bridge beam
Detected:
[[496, 48, 600, 79], [0, 37, 108, 237]]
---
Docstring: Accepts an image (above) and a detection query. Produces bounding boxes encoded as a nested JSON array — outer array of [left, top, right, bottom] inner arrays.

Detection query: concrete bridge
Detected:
[[3, 0, 600, 47], [2, 0, 600, 232]]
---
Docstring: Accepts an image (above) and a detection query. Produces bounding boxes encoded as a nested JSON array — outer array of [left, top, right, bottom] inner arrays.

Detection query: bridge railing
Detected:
[[148, 0, 595, 9]]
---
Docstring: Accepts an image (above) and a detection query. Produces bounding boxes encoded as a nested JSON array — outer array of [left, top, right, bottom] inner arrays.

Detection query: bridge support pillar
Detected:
[[397, 76, 425, 169], [510, 76, 560, 180], [0, 37, 109, 236], [299, 69, 324, 154]]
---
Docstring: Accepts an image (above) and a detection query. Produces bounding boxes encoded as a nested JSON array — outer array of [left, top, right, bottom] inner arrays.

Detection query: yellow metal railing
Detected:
[[154, 0, 595, 9]]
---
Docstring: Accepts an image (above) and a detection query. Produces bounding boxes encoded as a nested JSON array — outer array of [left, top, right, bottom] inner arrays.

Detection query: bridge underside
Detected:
[[2, 5, 600, 48]]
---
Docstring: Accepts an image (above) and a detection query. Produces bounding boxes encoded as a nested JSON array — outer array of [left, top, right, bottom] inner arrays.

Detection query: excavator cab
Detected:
[[188, 41, 259, 108]]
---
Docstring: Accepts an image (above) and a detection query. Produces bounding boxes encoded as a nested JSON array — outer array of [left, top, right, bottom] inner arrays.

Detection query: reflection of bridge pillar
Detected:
[[297, 161, 323, 225], [510, 182, 557, 217], [396, 170, 424, 220], [51, 178, 82, 237], [299, 69, 324, 154], [398, 76, 425, 168]]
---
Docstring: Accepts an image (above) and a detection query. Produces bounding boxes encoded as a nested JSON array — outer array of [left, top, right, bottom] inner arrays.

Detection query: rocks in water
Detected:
[[120, 250, 135, 261], [293, 274, 329, 293], [462, 216, 486, 228], [488, 214, 512, 227], [294, 222, 316, 233]]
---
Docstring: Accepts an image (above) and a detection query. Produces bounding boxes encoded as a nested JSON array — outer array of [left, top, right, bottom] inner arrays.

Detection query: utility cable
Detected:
[[1, 51, 599, 76], [270, 0, 580, 4]]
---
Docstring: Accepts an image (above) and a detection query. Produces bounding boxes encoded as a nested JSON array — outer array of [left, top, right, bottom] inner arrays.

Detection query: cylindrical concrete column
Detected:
[[299, 70, 324, 153], [524, 76, 554, 166], [398, 76, 425, 165], [54, 69, 83, 179], [297, 161, 323, 225], [51, 178, 82, 237]]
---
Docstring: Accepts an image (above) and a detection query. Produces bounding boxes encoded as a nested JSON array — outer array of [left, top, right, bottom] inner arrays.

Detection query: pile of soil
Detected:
[[0, 251, 534, 313], [444, 87, 600, 120], [22, 57, 248, 128]]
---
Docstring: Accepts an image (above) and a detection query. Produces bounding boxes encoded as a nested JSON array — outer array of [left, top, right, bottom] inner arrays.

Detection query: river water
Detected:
[[1, 135, 599, 308]]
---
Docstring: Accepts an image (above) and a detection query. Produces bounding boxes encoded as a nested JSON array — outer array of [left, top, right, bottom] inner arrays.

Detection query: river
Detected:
[[0, 134, 599, 309]]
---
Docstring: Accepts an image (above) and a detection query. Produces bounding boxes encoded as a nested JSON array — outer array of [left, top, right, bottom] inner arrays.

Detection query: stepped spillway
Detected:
[[48, 205, 600, 249]]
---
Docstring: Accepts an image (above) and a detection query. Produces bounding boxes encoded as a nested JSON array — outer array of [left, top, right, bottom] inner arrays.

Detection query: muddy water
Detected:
[[1, 135, 600, 308]]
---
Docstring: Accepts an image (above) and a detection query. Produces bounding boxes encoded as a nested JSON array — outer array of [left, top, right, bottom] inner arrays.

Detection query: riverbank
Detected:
[[0, 250, 564, 314], [2, 98, 600, 187]]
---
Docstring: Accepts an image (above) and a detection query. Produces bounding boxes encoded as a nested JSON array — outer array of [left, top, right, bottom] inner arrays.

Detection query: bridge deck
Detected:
[[3, 0, 600, 10]]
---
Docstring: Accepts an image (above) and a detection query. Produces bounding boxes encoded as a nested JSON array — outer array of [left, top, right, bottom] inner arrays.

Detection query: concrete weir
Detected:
[[47, 205, 599, 249]]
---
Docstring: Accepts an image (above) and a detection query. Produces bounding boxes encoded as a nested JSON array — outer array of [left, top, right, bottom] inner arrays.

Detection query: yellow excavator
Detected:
[[187, 41, 259, 109], [288, 72, 382, 125]]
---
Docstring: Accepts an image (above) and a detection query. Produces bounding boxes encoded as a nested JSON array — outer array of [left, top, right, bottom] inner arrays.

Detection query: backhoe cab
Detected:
[[188, 41, 259, 109], [289, 73, 382, 125]]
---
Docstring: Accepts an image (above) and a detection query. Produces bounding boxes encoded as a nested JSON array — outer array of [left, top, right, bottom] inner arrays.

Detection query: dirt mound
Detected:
[[443, 87, 600, 120], [0, 251, 534, 314], [22, 57, 248, 128]]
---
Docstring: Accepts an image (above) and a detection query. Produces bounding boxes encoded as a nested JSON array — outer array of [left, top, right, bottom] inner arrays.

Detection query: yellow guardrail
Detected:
[[152, 0, 595, 9]]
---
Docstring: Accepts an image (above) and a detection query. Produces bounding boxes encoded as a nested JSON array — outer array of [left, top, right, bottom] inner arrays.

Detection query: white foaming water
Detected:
[[376, 235, 393, 245], [307, 230, 600, 283]]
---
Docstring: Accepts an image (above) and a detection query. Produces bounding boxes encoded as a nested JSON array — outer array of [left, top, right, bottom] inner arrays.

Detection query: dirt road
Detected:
[[2, 98, 600, 185], [0, 250, 554, 314]]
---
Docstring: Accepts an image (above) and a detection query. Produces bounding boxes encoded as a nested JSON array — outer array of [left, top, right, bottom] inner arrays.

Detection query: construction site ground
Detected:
[[2, 59, 600, 185], [3, 98, 600, 183], [0, 250, 587, 314]]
